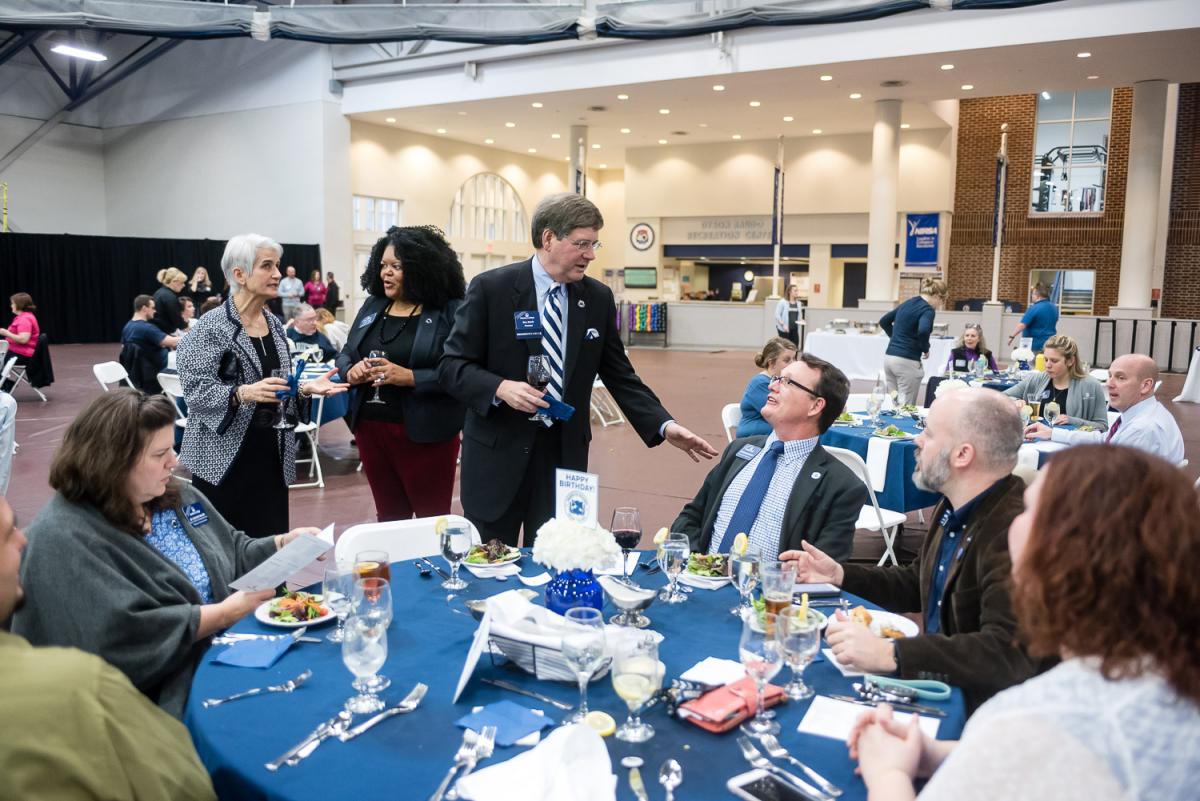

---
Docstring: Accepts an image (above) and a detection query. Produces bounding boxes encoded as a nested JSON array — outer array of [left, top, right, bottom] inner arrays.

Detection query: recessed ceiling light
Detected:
[[505, 122, 516, 128], [900, 123, 911, 129], [1077, 51, 1091, 58], [436, 128, 447, 134], [961, 84, 974, 91], [1042, 91, 1052, 100], [620, 128, 631, 134], [385, 117, 396, 123], [659, 108, 670, 115], [528, 148, 537, 153], [591, 143, 601, 149], [940, 64, 954, 71], [1087, 75, 1099, 80], [713, 84, 725, 91], [551, 133, 561, 139], [457, 111, 467, 116], [484, 138, 494, 144], [732, 134, 742, 140], [698, 123, 708, 128], [812, 128, 823, 134], [617, 93, 630, 100], [658, 139, 668, 144], [849, 93, 862, 100], [749, 101, 761, 108], [782, 116, 794, 122], [531, 102, 543, 108], [598, 163, 608, 169], [819, 74, 833, 81], [50, 43, 107, 62]]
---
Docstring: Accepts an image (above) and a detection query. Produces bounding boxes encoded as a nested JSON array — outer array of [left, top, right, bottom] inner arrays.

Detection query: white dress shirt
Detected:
[[1050, 396, 1185, 464]]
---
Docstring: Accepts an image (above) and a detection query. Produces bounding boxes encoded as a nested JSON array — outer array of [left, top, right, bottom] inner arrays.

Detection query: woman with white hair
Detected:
[[175, 234, 345, 537]]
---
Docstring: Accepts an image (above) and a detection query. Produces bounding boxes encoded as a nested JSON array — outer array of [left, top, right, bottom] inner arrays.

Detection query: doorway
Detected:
[[841, 262, 867, 308]]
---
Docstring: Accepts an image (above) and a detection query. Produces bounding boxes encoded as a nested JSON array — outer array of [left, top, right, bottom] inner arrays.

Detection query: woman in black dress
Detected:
[[152, 268, 188, 335], [175, 234, 345, 537]]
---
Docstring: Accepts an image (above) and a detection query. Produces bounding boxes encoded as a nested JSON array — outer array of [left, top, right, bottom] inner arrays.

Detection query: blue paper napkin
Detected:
[[213, 636, 296, 669], [455, 700, 554, 747]]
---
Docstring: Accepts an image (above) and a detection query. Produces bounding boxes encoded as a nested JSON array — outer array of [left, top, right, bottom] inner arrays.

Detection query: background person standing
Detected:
[[278, 266, 304, 321], [879, 277, 947, 406], [1009, 281, 1058, 351]]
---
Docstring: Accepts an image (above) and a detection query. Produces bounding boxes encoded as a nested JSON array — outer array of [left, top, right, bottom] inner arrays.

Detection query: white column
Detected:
[[568, 124, 588, 196], [861, 99, 901, 310], [1113, 80, 1168, 319]]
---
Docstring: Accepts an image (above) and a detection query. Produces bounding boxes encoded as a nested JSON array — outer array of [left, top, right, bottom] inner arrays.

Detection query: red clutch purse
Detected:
[[678, 676, 786, 733]]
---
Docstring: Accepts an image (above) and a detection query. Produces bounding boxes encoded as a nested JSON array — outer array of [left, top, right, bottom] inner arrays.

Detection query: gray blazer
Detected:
[[1003, 372, 1109, 430], [11, 483, 276, 718], [176, 297, 305, 485]]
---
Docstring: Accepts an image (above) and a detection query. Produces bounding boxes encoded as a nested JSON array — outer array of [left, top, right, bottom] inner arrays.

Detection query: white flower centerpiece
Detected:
[[935, 378, 969, 399], [1011, 346, 1035, 370], [532, 518, 621, 615]]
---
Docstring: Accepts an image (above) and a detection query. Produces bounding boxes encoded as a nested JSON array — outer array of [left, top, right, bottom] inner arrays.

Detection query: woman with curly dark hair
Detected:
[[850, 443, 1200, 801], [335, 226, 467, 520]]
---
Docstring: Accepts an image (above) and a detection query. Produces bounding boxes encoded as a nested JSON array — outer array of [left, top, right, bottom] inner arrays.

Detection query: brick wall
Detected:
[[947, 89, 1132, 315], [1162, 83, 1200, 319]]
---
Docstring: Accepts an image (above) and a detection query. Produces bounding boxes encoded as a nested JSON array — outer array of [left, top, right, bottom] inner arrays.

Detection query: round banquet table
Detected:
[[821, 413, 937, 512], [805, 331, 956, 382], [186, 554, 966, 801]]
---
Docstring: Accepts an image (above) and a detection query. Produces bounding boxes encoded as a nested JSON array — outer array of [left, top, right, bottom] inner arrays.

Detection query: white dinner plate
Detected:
[[867, 610, 920, 639], [464, 547, 522, 568], [678, 571, 732, 590], [254, 597, 336, 629], [871, 432, 914, 441]]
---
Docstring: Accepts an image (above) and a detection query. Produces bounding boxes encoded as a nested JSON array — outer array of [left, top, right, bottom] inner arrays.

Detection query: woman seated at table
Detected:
[[335, 225, 466, 521], [11, 391, 320, 718], [1002, 334, 1106, 428], [315, 307, 349, 352], [736, 336, 797, 437], [945, 323, 997, 373], [850, 444, 1200, 800]]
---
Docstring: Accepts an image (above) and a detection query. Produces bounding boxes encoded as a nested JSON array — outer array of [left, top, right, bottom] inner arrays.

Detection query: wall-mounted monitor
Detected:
[[624, 267, 658, 288]]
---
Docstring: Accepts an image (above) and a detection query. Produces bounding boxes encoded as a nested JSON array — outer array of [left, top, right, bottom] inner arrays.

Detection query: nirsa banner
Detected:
[[905, 213, 939, 268]]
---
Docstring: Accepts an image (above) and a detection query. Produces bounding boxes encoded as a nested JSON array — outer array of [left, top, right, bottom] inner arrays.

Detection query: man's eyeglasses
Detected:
[[567, 239, 602, 252], [770, 374, 821, 398]]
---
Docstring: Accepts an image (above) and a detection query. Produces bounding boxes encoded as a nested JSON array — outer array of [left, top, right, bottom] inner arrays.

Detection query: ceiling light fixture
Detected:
[[617, 93, 630, 100], [385, 117, 397, 123], [505, 122, 516, 128], [819, 74, 833, 81], [659, 108, 670, 115], [457, 111, 467, 116], [592, 143, 601, 149], [732, 134, 742, 139], [961, 84, 974, 91], [940, 64, 954, 71], [849, 93, 862, 100], [484, 138, 494, 144], [1087, 75, 1099, 80], [620, 128, 631, 134], [598, 163, 608, 169], [698, 123, 708, 128], [1076, 51, 1091, 58], [713, 84, 725, 91], [1041, 91, 1052, 100], [528, 148, 537, 153], [783, 116, 794, 122], [900, 123, 911, 129], [749, 101, 761, 107], [436, 128, 447, 134], [551, 133, 561, 139], [812, 128, 823, 134], [531, 102, 544, 108], [658, 139, 668, 144], [50, 43, 107, 62]]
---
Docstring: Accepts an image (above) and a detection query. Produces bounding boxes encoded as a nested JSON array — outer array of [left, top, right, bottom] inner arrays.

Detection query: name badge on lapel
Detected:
[[735, 444, 762, 460], [514, 310, 542, 340], [357, 312, 378, 329], [183, 503, 209, 528]]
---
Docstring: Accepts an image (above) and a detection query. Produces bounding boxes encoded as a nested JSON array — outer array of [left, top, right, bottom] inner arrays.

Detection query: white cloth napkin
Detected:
[[865, 437, 891, 492], [456, 724, 616, 801], [679, 657, 746, 686], [593, 552, 641, 576], [464, 562, 522, 579], [518, 572, 552, 587], [798, 696, 940, 741], [677, 572, 731, 590]]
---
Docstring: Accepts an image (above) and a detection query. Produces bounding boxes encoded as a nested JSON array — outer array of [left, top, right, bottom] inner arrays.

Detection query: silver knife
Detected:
[[265, 717, 336, 771], [421, 558, 452, 581], [628, 767, 650, 801], [827, 694, 946, 718], [480, 678, 573, 711], [340, 683, 429, 741]]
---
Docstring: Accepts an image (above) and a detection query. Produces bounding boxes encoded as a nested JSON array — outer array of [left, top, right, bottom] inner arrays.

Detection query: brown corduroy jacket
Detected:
[[841, 473, 1043, 713]]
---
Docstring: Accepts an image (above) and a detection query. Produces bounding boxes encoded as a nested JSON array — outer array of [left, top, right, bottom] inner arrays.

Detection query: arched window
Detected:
[[448, 173, 527, 242]]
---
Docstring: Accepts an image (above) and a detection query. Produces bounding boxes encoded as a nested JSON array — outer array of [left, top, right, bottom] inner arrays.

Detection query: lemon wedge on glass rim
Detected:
[[731, 532, 749, 556], [434, 516, 450, 536], [652, 527, 669, 545], [585, 710, 616, 737]]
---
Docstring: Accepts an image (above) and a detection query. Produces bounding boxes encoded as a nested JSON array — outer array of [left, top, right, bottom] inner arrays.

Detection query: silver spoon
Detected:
[[659, 758, 682, 801]]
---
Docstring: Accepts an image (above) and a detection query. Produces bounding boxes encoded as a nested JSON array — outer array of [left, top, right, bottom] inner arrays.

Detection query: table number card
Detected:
[[555, 469, 599, 527]]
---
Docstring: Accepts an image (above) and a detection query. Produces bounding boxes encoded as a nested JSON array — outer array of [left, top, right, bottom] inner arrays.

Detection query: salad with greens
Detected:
[[687, 553, 727, 577], [873, 424, 908, 438]]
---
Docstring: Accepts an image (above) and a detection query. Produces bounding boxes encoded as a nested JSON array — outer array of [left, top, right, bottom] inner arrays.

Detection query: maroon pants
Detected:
[[354, 417, 460, 522]]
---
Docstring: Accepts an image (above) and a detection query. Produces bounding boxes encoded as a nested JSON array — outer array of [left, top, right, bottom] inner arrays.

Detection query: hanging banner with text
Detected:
[[904, 213, 940, 268]]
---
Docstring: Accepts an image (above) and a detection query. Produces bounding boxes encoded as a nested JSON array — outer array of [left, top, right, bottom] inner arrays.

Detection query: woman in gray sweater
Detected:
[[12, 391, 318, 718], [1003, 334, 1108, 429]]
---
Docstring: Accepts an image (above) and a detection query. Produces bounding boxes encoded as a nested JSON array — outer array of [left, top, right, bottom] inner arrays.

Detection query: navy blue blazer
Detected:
[[335, 295, 465, 442]]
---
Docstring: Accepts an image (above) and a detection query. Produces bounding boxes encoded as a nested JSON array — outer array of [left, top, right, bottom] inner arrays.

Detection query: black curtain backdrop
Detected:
[[0, 233, 322, 344]]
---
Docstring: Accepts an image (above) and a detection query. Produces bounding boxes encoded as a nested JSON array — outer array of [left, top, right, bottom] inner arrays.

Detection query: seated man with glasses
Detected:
[[672, 353, 866, 562]]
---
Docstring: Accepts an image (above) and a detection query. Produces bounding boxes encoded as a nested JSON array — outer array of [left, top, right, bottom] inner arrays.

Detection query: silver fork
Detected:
[[756, 733, 843, 797], [736, 736, 833, 801], [428, 729, 478, 801], [445, 725, 497, 800], [202, 669, 313, 708]]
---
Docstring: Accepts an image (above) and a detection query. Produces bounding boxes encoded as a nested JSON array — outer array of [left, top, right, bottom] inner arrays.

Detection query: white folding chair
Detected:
[[1089, 368, 1109, 383], [156, 372, 189, 429], [334, 515, 481, 563], [93, 361, 134, 391], [720, 403, 741, 442], [2, 356, 47, 402], [590, 377, 626, 428], [823, 445, 907, 567], [291, 394, 326, 490]]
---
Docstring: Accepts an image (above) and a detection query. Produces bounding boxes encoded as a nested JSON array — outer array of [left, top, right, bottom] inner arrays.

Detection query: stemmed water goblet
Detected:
[[342, 615, 388, 714], [778, 605, 821, 701], [560, 607, 606, 724], [658, 533, 690, 604], [738, 610, 785, 736], [440, 523, 472, 590], [366, 349, 387, 405], [352, 577, 392, 692], [612, 635, 661, 743], [729, 548, 760, 617], [322, 562, 355, 643]]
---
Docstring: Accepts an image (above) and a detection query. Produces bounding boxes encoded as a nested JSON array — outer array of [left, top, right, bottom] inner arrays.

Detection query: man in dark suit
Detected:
[[673, 353, 866, 562], [439, 193, 717, 546], [323, 271, 340, 315], [784, 387, 1040, 712]]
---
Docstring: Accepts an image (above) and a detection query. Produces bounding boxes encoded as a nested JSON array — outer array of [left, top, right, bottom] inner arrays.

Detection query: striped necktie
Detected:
[[1105, 416, 1121, 443], [541, 284, 565, 405]]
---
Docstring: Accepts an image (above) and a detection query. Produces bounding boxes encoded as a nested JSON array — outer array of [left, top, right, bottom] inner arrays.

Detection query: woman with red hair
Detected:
[[850, 444, 1200, 800]]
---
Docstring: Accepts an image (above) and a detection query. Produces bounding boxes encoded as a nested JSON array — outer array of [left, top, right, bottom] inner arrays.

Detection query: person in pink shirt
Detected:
[[304, 269, 327, 309], [0, 293, 39, 393]]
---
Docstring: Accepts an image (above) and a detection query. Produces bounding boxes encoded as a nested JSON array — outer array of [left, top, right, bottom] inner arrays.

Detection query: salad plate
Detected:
[[254, 592, 335, 628]]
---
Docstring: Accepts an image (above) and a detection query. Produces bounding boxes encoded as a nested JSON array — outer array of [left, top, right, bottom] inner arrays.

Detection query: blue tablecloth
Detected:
[[186, 555, 965, 801], [923, 374, 1019, 407], [821, 415, 935, 512]]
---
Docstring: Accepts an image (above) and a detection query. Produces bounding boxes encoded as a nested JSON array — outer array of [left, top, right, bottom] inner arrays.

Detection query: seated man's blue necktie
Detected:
[[716, 441, 786, 553]]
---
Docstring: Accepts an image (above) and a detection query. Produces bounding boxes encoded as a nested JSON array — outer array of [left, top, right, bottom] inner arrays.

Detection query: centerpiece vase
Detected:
[[545, 568, 604, 616]]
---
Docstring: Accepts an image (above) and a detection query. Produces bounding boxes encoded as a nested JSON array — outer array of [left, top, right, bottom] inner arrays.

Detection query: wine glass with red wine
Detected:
[[610, 507, 641, 585], [527, 355, 551, 422]]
